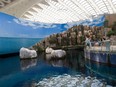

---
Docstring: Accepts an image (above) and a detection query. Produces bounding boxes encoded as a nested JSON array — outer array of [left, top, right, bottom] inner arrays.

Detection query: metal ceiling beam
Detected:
[[58, 0, 84, 20], [102, 0, 110, 13], [106, 0, 116, 13], [85, 0, 98, 15], [86, 0, 103, 14], [38, 5, 67, 23], [71, 0, 91, 17], [47, 1, 77, 22], [30, 13, 53, 23], [20, 0, 116, 23], [52, 1, 79, 21]]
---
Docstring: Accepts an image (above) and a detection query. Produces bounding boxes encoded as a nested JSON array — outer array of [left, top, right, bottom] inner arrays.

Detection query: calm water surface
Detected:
[[0, 37, 42, 54], [0, 50, 115, 87]]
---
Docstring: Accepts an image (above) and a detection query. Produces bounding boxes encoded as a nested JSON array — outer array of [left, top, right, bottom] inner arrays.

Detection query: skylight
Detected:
[[21, 0, 116, 23]]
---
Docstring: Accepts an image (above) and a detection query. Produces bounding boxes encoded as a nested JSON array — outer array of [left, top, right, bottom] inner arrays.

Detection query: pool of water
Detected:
[[0, 50, 115, 87]]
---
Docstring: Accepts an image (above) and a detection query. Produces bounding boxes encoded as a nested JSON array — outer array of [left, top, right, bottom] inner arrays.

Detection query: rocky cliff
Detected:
[[32, 25, 108, 52]]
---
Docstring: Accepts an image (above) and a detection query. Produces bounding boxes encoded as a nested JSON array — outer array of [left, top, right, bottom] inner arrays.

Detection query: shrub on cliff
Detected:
[[107, 30, 116, 37], [49, 36, 56, 44], [32, 45, 43, 53], [80, 36, 85, 44]]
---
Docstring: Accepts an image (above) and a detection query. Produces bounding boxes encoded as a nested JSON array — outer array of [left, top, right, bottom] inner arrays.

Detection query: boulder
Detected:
[[20, 47, 37, 58]]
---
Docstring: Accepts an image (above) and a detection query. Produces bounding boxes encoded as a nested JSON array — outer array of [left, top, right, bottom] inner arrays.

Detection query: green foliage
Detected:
[[96, 33, 102, 40], [104, 20, 109, 28], [33, 45, 43, 53], [112, 21, 116, 31], [49, 37, 57, 44], [62, 37, 68, 46], [108, 21, 116, 37], [107, 30, 116, 37], [113, 21, 116, 26], [80, 36, 85, 44], [36, 46, 43, 52], [80, 36, 85, 41]]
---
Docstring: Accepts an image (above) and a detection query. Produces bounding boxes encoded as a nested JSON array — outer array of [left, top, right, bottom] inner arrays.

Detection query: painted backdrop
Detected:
[[0, 12, 105, 38], [0, 12, 105, 54]]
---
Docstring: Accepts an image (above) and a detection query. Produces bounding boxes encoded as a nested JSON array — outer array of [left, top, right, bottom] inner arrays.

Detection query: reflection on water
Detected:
[[45, 50, 85, 72], [0, 50, 115, 87], [20, 59, 37, 70], [0, 56, 20, 79], [47, 59, 65, 67], [36, 74, 109, 87], [65, 50, 85, 73], [85, 60, 116, 85]]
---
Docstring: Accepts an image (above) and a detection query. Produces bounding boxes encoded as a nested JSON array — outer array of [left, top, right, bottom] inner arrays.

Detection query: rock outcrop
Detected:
[[32, 25, 110, 52]]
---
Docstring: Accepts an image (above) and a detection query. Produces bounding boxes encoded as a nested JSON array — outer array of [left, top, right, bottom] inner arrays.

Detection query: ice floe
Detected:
[[45, 47, 53, 54], [20, 47, 37, 58], [51, 49, 66, 58], [45, 47, 66, 58]]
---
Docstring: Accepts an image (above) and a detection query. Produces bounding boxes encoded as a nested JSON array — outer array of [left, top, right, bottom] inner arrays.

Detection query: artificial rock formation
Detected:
[[32, 25, 109, 52]]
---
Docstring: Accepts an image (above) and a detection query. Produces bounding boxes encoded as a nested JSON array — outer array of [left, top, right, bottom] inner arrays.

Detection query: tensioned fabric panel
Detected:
[[21, 0, 116, 23]]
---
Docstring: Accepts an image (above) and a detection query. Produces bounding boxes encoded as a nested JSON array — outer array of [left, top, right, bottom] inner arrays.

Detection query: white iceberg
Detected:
[[20, 47, 37, 58], [45, 47, 53, 54], [45, 47, 66, 58], [51, 49, 66, 58]]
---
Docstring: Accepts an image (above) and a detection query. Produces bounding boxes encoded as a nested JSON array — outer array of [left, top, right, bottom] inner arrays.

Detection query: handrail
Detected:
[[85, 40, 116, 52]]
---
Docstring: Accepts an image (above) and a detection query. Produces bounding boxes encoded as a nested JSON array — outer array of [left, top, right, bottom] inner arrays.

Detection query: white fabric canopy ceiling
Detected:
[[5, 0, 116, 23]]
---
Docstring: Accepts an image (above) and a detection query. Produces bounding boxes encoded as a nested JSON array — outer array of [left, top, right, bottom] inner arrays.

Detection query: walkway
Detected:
[[86, 45, 116, 52]]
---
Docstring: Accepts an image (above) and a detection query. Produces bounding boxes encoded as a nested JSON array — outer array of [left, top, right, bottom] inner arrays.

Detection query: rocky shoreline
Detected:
[[32, 25, 110, 52]]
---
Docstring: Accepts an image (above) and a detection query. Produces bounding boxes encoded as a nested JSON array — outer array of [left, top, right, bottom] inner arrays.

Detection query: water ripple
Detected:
[[36, 74, 112, 87]]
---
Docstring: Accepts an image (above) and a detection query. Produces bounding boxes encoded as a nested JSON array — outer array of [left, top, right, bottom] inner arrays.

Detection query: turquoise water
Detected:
[[0, 50, 115, 87], [0, 37, 42, 55]]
